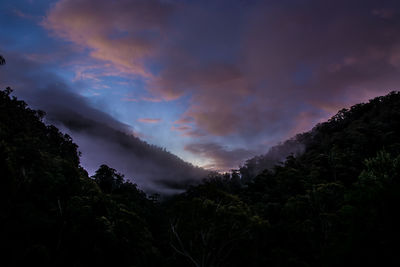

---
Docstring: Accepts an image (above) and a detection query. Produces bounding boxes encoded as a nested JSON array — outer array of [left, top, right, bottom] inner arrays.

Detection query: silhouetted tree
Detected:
[[92, 164, 124, 194]]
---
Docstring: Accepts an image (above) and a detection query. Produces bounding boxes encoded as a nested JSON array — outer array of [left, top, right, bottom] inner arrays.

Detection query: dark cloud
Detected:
[[0, 52, 208, 193]]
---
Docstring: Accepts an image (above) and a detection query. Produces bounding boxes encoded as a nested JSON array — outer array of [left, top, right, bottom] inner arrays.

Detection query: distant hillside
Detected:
[[240, 91, 400, 183], [239, 136, 306, 182]]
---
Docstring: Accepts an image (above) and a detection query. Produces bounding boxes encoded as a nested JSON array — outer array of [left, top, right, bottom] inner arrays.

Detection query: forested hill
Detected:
[[1, 87, 400, 267], [240, 91, 400, 182], [169, 91, 400, 267], [0, 87, 161, 266]]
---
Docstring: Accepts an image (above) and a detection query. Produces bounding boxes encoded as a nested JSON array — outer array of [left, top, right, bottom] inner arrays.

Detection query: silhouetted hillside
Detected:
[[0, 88, 161, 266], [240, 91, 400, 183], [165, 91, 400, 266], [11, 85, 208, 193], [54, 110, 208, 193]]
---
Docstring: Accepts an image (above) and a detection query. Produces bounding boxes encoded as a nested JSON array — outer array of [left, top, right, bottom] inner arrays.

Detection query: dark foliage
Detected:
[[0, 88, 158, 266], [1, 86, 400, 266], [0, 55, 5, 65]]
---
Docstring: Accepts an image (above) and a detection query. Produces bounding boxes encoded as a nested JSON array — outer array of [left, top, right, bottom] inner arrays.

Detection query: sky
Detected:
[[1, 0, 400, 189]]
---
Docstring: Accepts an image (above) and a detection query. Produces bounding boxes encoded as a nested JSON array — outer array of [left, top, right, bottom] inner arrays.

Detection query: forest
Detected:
[[1, 80, 400, 266]]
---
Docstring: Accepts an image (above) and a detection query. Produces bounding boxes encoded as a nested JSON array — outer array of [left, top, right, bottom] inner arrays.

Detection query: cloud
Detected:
[[0, 52, 207, 193], [171, 125, 192, 132], [174, 117, 194, 124], [13, 9, 37, 20], [171, 124, 206, 137], [42, 0, 400, 171], [184, 142, 259, 171], [141, 96, 162, 102], [372, 8, 396, 19], [121, 97, 138, 102], [43, 0, 174, 77], [138, 118, 161, 123]]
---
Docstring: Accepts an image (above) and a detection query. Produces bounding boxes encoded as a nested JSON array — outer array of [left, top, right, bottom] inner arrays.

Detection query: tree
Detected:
[[168, 183, 267, 267], [92, 164, 124, 194], [0, 55, 5, 65]]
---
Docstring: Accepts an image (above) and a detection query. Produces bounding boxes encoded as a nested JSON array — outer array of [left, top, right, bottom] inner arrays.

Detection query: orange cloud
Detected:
[[138, 118, 161, 123], [171, 125, 192, 132], [43, 0, 174, 77], [151, 62, 251, 136], [174, 116, 194, 124]]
